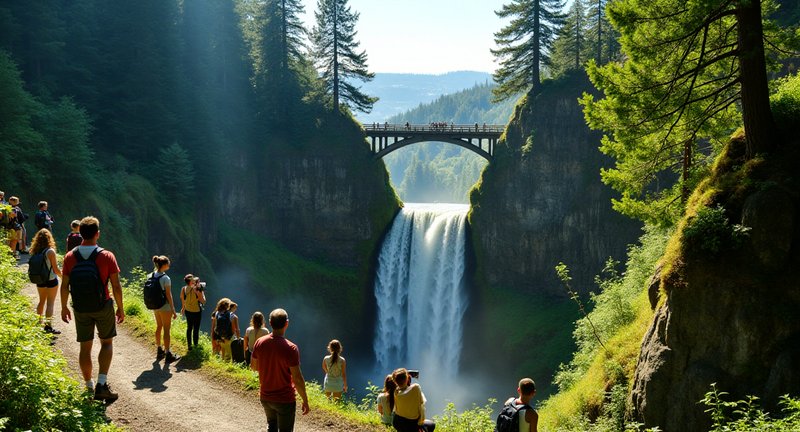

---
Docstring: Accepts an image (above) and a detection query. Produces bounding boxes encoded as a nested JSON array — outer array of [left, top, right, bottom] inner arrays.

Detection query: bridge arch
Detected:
[[364, 123, 503, 161]]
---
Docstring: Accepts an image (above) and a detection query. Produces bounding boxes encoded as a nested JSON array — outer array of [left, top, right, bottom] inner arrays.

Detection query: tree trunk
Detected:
[[533, 0, 541, 87], [737, 0, 775, 157], [333, 2, 339, 112]]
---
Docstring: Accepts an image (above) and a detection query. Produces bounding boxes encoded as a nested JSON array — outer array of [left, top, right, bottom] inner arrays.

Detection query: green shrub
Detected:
[[702, 383, 800, 431], [0, 251, 121, 431], [433, 400, 496, 432], [682, 205, 749, 255], [771, 73, 800, 127]]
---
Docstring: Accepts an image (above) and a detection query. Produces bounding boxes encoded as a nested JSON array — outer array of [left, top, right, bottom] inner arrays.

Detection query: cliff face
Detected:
[[631, 136, 800, 431], [220, 117, 399, 269], [469, 72, 640, 296]]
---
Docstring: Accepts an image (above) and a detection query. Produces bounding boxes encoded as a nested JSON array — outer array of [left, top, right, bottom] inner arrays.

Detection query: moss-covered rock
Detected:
[[631, 130, 800, 431]]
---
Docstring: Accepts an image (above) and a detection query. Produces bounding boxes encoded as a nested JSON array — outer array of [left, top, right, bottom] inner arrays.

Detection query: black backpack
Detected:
[[69, 247, 109, 313], [28, 248, 51, 285], [143, 273, 167, 310], [215, 310, 233, 340], [495, 400, 531, 432]]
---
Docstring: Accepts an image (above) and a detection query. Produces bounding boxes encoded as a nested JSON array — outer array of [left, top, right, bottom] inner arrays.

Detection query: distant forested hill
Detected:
[[381, 83, 517, 203], [356, 71, 493, 124]]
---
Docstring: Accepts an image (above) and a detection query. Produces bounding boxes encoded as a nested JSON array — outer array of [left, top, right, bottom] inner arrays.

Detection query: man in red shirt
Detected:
[[60, 216, 125, 402], [251, 308, 310, 431]]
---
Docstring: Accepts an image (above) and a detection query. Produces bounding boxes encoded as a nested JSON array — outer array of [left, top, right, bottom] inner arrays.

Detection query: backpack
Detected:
[[143, 273, 167, 310], [28, 248, 51, 285], [69, 247, 109, 313], [215, 310, 233, 340], [495, 400, 531, 432]]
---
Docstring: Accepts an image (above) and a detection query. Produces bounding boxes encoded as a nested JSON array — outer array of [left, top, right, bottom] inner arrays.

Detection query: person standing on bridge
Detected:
[[251, 308, 310, 431]]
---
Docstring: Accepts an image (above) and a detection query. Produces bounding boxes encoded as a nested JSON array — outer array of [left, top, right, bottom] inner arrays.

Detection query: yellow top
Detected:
[[394, 383, 426, 421], [182, 286, 201, 313]]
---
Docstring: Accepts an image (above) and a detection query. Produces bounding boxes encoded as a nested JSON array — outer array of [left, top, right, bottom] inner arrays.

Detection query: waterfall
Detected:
[[373, 203, 468, 383]]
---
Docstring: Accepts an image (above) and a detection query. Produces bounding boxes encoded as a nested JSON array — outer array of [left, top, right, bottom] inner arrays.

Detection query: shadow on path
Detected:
[[132, 360, 173, 392]]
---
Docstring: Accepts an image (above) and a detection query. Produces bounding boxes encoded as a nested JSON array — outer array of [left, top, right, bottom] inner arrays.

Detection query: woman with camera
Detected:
[[180, 274, 206, 352], [392, 368, 435, 432]]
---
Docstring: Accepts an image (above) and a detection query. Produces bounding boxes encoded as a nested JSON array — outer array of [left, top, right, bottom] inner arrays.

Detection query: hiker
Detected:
[[377, 374, 396, 425], [211, 298, 237, 360], [229, 301, 241, 338], [180, 275, 206, 352], [392, 368, 435, 432], [322, 339, 347, 400], [244, 311, 270, 366], [34, 201, 54, 232], [148, 255, 179, 363], [5, 196, 23, 257], [60, 216, 124, 402], [30, 228, 62, 334], [495, 378, 538, 432], [15, 199, 29, 254], [251, 308, 310, 431], [66, 220, 82, 251]]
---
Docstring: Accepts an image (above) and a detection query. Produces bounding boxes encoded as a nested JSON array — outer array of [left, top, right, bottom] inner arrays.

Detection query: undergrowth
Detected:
[[0, 247, 122, 431], [539, 225, 671, 431]]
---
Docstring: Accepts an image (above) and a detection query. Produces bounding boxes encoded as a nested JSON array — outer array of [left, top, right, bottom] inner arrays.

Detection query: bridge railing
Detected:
[[363, 123, 505, 133]]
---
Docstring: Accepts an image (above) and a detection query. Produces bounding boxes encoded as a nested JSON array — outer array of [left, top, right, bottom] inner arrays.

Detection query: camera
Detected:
[[197, 281, 206, 291], [408, 370, 419, 378]]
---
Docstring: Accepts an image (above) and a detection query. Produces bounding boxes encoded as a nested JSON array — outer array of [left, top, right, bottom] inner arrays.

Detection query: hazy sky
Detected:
[[300, 0, 509, 74]]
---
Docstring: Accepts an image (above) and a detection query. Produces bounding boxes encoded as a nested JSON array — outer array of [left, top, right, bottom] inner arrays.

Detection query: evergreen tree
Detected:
[[550, 0, 590, 77], [154, 142, 195, 203], [238, 0, 309, 124], [310, 0, 377, 113], [581, 0, 796, 225], [585, 0, 619, 64], [491, 0, 566, 102]]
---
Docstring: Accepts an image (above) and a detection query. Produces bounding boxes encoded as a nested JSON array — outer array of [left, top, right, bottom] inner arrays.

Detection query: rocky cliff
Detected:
[[469, 71, 640, 296], [631, 134, 800, 431], [221, 115, 399, 269]]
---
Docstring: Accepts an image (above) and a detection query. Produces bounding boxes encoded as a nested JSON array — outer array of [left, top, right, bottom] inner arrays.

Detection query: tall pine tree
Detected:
[[581, 0, 796, 225], [585, 0, 619, 64], [491, 0, 566, 102], [238, 0, 309, 125], [310, 0, 377, 113], [550, 0, 590, 76]]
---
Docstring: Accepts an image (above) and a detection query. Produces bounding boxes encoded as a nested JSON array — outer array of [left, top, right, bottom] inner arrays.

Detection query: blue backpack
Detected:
[[215, 311, 233, 340]]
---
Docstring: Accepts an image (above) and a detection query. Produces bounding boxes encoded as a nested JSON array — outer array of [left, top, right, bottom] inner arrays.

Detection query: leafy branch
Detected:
[[555, 262, 608, 352]]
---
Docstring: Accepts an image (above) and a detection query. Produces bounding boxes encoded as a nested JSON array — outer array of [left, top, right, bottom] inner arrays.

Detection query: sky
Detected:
[[300, 0, 508, 74]]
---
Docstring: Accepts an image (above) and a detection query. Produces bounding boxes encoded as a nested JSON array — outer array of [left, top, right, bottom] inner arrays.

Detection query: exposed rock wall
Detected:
[[220, 118, 399, 269], [469, 72, 640, 296], [631, 137, 800, 431]]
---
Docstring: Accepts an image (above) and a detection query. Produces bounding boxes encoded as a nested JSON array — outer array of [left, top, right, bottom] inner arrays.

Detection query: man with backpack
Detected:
[[495, 378, 538, 432], [34, 200, 55, 232], [60, 216, 125, 402]]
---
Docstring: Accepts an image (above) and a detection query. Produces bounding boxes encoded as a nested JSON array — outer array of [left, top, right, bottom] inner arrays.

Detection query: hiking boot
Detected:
[[165, 351, 180, 363], [43, 325, 61, 335], [156, 346, 165, 361], [20, 249, 29, 255], [94, 383, 119, 402]]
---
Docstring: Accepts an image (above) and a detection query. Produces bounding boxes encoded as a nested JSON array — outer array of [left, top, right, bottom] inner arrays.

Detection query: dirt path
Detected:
[[19, 258, 356, 432]]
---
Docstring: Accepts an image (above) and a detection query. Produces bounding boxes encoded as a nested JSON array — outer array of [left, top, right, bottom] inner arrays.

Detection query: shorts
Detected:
[[74, 301, 116, 342], [36, 277, 59, 288], [324, 375, 344, 393], [154, 301, 172, 313], [10, 228, 22, 241]]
